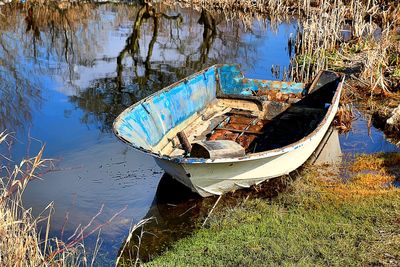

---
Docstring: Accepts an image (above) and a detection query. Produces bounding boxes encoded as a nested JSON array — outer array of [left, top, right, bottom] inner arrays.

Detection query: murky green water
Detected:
[[0, 3, 398, 265]]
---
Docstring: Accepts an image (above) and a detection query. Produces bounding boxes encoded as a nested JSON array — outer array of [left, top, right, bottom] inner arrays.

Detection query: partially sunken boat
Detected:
[[114, 64, 344, 197]]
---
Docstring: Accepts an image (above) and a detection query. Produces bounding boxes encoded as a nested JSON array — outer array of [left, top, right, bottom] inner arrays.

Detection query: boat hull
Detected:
[[154, 98, 339, 197], [113, 64, 344, 197]]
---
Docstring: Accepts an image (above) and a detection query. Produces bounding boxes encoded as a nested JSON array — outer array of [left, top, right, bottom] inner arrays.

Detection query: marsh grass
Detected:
[[162, 0, 399, 94], [0, 131, 48, 266], [146, 152, 400, 266], [0, 132, 102, 266], [3, 0, 397, 93]]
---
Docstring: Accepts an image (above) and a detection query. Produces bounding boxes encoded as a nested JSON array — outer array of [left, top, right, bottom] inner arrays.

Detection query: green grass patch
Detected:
[[146, 157, 400, 266], [393, 67, 400, 78]]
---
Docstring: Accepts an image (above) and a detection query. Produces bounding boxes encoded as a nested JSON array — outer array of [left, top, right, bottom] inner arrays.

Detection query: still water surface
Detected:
[[0, 3, 398, 264]]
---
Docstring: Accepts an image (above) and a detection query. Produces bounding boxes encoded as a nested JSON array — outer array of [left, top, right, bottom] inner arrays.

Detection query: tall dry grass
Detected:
[[0, 131, 48, 266], [289, 0, 399, 91], [162, 0, 399, 92], [0, 130, 147, 266], [0, 132, 89, 266]]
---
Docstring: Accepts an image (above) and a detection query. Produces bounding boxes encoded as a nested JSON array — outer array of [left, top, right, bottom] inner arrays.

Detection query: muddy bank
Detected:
[[371, 100, 400, 144]]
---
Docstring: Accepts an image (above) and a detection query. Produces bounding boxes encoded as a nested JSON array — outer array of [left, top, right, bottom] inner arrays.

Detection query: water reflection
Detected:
[[0, 2, 396, 266], [0, 17, 42, 131], [69, 5, 256, 132], [340, 109, 399, 154], [0, 3, 103, 133], [0, 3, 298, 264]]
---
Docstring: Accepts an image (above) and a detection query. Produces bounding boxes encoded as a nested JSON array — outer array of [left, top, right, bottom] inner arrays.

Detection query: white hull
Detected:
[[114, 64, 344, 197], [154, 96, 339, 197]]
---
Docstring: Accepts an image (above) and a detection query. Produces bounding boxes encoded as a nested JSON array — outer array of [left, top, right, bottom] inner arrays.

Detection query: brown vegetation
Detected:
[[309, 152, 400, 200], [0, 132, 97, 266], [160, 0, 399, 92]]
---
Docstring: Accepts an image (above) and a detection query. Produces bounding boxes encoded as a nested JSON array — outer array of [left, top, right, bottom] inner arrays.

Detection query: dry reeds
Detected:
[[0, 131, 147, 266], [162, 0, 399, 93], [290, 0, 400, 93], [290, 0, 346, 82], [0, 131, 47, 266], [0, 132, 89, 266]]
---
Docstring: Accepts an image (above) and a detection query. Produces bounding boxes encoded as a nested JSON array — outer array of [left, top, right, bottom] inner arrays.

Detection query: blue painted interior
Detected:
[[115, 66, 217, 149], [217, 64, 305, 96], [115, 64, 306, 150]]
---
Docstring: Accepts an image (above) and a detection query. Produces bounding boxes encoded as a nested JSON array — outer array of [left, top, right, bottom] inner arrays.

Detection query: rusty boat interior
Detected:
[[113, 64, 341, 161]]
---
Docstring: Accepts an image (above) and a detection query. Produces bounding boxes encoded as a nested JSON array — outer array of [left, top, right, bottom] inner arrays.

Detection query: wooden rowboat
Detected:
[[113, 64, 344, 197]]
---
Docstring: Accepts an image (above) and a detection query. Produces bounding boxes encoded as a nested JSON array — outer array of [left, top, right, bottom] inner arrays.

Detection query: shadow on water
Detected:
[[118, 173, 293, 264], [383, 153, 400, 188], [119, 174, 206, 263]]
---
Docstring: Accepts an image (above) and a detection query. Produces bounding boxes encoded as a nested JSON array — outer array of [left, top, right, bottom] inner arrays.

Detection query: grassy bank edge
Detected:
[[145, 154, 400, 266]]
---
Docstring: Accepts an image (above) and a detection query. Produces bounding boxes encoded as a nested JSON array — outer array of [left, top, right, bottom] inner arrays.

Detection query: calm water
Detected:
[[0, 3, 398, 265]]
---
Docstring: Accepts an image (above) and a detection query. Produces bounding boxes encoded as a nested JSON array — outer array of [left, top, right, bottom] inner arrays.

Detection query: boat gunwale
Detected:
[[113, 65, 344, 164]]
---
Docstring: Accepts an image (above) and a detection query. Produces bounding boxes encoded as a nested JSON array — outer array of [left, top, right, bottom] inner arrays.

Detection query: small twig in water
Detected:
[[179, 204, 196, 217], [46, 206, 127, 262], [202, 195, 222, 227], [115, 217, 154, 266]]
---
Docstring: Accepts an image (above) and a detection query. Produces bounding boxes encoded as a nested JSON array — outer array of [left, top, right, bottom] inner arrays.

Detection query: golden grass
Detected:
[[319, 172, 396, 200], [0, 132, 88, 266], [0, 131, 46, 266], [0, 201, 44, 266], [350, 152, 400, 172], [307, 152, 400, 201]]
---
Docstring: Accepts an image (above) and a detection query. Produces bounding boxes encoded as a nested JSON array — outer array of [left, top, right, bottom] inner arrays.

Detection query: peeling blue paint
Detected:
[[217, 64, 305, 95], [114, 66, 217, 149], [114, 64, 306, 151]]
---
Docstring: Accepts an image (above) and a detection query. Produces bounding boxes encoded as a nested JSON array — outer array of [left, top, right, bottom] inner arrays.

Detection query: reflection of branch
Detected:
[[145, 15, 159, 73], [116, 4, 183, 90], [161, 13, 183, 21], [183, 9, 217, 68], [0, 30, 45, 131], [117, 5, 148, 90], [25, 7, 41, 59], [198, 9, 217, 64]]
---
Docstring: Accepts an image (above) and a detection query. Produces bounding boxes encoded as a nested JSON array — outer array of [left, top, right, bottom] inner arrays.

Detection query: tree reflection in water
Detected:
[[0, 7, 40, 132], [0, 3, 264, 136], [0, 3, 98, 132], [69, 3, 257, 132]]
